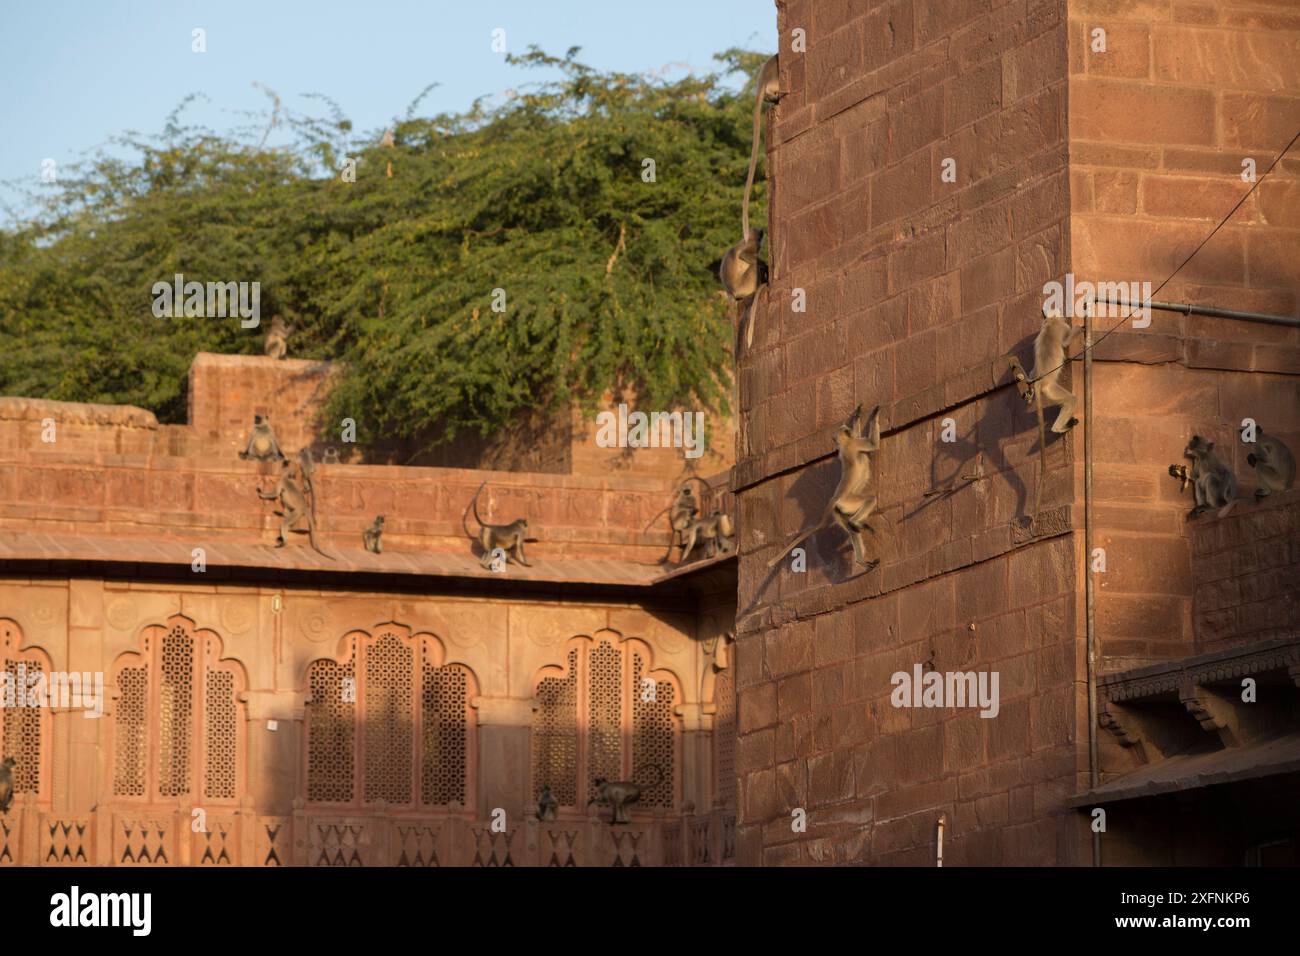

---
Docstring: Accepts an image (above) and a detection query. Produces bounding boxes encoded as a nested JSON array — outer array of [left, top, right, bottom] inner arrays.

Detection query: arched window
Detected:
[[304, 625, 476, 809], [531, 634, 680, 813], [109, 616, 246, 803], [0, 619, 52, 805]]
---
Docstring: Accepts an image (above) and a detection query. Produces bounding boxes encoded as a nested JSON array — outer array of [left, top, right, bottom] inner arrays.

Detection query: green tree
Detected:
[[0, 48, 771, 455]]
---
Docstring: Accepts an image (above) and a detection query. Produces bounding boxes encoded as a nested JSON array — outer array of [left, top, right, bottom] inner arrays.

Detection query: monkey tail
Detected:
[[766, 522, 824, 570], [463, 481, 488, 540], [634, 764, 664, 789], [307, 523, 335, 561], [1218, 497, 1248, 518], [741, 75, 765, 238]]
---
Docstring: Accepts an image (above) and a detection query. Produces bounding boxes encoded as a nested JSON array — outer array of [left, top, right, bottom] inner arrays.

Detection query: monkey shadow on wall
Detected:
[[911, 386, 1036, 527], [747, 456, 889, 611]]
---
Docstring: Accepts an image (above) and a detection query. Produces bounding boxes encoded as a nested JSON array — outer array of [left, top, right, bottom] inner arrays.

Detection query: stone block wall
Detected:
[[0, 575, 735, 865], [1187, 491, 1300, 651], [735, 0, 1087, 866], [736, 0, 1298, 865], [1068, 0, 1300, 672]]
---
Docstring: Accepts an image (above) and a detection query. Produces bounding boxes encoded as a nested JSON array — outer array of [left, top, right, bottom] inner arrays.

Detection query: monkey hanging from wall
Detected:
[[719, 227, 769, 349], [238, 415, 286, 462], [257, 459, 334, 558], [768, 404, 883, 572], [1243, 424, 1296, 501], [700, 630, 733, 711], [587, 765, 664, 825], [263, 315, 293, 360], [363, 515, 384, 554], [741, 54, 782, 240], [1004, 305, 1085, 523], [0, 756, 14, 814], [464, 481, 537, 569], [1180, 435, 1240, 519], [1028, 305, 1085, 435]]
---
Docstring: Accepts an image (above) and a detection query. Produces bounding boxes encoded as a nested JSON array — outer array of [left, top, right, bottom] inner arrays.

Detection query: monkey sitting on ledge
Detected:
[[0, 756, 15, 814]]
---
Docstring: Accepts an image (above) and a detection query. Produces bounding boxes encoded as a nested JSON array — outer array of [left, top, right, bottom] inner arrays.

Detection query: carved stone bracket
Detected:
[[1177, 681, 1241, 748]]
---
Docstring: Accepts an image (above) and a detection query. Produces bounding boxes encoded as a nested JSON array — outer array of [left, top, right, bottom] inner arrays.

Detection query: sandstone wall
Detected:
[[1068, 0, 1300, 672], [736, 0, 1087, 865], [0, 574, 736, 866]]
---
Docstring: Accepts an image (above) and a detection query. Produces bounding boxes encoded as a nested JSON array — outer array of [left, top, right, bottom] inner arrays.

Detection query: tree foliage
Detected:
[[0, 48, 771, 451]]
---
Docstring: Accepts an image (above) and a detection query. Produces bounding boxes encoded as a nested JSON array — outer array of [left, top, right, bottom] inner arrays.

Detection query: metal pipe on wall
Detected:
[[1084, 306, 1100, 868], [1100, 296, 1300, 329]]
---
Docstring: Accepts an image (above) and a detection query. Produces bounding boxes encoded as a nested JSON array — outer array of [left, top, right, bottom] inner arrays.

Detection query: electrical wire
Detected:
[[1028, 126, 1300, 385]]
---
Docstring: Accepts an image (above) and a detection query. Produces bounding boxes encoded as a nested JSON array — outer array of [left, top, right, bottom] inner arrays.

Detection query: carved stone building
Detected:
[[0, 356, 738, 866], [3, 0, 1298, 870], [733, 0, 1300, 864]]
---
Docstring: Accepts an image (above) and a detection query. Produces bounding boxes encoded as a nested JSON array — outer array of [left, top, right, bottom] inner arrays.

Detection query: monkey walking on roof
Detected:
[[258, 458, 334, 559], [463, 481, 538, 569]]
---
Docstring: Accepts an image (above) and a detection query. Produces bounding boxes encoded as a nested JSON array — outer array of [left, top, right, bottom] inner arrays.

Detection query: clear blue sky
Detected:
[[0, 0, 776, 219]]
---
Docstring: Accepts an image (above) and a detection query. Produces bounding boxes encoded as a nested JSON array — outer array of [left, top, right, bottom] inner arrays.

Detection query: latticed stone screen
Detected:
[[307, 658, 355, 803], [158, 626, 194, 798], [204, 670, 237, 800], [531, 648, 578, 806], [588, 641, 623, 791], [111, 619, 244, 802], [2, 651, 46, 797], [421, 653, 469, 806], [632, 650, 674, 808], [306, 629, 473, 808], [532, 637, 679, 810], [713, 667, 736, 807], [364, 633, 414, 804], [113, 665, 149, 798]]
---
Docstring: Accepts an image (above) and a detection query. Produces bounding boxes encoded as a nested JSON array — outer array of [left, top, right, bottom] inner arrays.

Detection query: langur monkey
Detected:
[[466, 481, 537, 569], [587, 765, 664, 825], [1029, 306, 1085, 434], [1183, 435, 1239, 519], [536, 785, 559, 822], [264, 315, 292, 359], [1244, 425, 1296, 500], [678, 510, 735, 565], [719, 227, 769, 348], [742, 54, 782, 238], [768, 404, 882, 571], [363, 515, 384, 554], [258, 459, 334, 558], [661, 482, 702, 563], [239, 415, 286, 462], [297, 447, 319, 527], [0, 756, 14, 814], [322, 447, 341, 465]]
